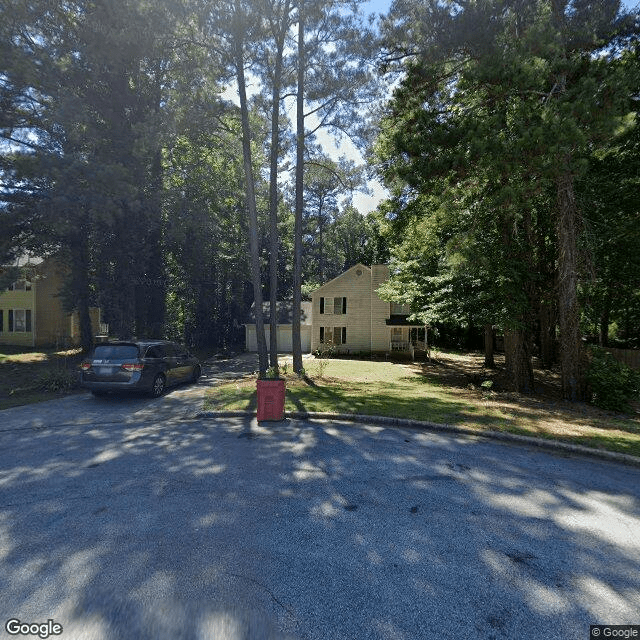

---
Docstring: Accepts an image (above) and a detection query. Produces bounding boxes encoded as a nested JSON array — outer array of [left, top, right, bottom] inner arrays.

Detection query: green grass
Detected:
[[204, 356, 640, 459]]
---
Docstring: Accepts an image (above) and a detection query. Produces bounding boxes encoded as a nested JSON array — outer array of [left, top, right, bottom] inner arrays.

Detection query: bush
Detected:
[[36, 369, 78, 393], [586, 347, 640, 412]]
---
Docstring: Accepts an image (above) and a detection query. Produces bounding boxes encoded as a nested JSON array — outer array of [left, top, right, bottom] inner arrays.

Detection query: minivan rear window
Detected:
[[93, 345, 139, 360]]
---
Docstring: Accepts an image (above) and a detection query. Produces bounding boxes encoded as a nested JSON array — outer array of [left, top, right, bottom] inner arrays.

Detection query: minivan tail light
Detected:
[[81, 362, 91, 370], [121, 363, 144, 372]]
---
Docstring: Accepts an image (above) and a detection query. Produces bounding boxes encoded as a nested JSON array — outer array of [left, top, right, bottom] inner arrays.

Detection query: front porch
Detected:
[[388, 325, 429, 359]]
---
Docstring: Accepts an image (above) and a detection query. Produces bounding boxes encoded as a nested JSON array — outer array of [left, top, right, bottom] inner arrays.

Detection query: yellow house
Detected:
[[310, 264, 424, 356], [0, 256, 104, 348]]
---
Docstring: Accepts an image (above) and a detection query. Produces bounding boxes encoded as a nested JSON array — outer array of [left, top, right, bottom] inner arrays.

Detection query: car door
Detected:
[[160, 343, 180, 386], [172, 343, 191, 382]]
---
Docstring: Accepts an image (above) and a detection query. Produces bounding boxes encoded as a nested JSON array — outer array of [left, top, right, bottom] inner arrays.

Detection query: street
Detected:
[[0, 389, 639, 639]]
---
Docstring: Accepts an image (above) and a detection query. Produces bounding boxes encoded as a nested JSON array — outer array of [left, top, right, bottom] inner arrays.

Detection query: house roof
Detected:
[[310, 263, 371, 294], [246, 301, 312, 326]]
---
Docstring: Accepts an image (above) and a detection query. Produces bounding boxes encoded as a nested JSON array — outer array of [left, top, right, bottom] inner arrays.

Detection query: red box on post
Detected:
[[256, 379, 286, 422]]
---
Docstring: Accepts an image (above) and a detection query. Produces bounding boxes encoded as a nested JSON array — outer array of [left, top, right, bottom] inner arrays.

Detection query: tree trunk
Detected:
[[556, 169, 585, 400], [292, 0, 304, 374], [268, 1, 290, 372], [539, 299, 555, 369], [483, 324, 495, 368], [599, 286, 612, 347], [71, 233, 94, 354], [235, 23, 268, 376], [145, 148, 166, 340], [504, 327, 534, 393]]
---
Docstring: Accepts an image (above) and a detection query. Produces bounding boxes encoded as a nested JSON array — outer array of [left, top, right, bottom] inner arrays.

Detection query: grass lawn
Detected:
[[204, 352, 640, 459], [0, 346, 84, 409]]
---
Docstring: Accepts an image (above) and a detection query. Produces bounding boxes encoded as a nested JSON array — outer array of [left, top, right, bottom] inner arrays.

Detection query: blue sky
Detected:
[[346, 0, 639, 214]]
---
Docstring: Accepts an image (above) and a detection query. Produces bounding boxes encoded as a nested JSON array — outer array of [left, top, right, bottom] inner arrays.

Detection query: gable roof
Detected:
[[311, 263, 371, 294]]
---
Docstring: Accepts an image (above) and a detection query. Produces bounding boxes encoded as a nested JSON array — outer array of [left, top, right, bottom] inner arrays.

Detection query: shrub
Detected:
[[586, 347, 640, 412], [36, 369, 78, 393]]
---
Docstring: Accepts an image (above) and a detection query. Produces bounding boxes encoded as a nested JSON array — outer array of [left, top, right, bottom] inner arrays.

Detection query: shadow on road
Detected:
[[0, 414, 639, 639]]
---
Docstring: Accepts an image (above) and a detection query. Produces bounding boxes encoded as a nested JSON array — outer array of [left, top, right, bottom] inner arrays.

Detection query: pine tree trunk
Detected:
[[599, 287, 611, 347], [504, 327, 534, 393], [556, 169, 585, 400], [539, 299, 555, 369], [145, 149, 166, 340], [235, 26, 268, 376], [71, 234, 94, 354], [268, 4, 289, 371], [292, 0, 304, 374], [484, 324, 495, 368]]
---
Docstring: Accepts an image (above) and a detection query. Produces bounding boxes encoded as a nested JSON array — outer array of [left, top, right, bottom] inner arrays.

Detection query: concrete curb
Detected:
[[197, 409, 640, 469]]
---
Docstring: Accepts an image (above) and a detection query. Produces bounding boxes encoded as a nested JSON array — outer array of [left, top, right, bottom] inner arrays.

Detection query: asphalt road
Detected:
[[1, 379, 639, 639]]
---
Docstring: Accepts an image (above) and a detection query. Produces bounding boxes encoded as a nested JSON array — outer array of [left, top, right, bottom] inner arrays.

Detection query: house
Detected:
[[245, 301, 313, 353], [310, 264, 424, 356], [0, 255, 105, 348]]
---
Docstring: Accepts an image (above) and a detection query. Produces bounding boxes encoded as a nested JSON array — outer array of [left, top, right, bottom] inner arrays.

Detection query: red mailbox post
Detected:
[[256, 379, 286, 422]]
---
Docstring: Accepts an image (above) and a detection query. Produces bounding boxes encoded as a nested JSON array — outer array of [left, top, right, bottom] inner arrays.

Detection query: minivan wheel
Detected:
[[150, 374, 166, 398]]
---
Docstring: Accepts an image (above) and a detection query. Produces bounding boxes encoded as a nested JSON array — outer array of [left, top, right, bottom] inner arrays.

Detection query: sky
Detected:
[[332, 0, 640, 214], [230, 0, 640, 216]]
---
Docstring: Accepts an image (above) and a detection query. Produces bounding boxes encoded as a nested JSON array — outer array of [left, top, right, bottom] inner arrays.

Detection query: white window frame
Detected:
[[9, 309, 32, 333]]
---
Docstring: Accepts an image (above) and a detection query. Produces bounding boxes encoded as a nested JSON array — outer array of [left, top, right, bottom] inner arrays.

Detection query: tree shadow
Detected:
[[0, 411, 639, 639]]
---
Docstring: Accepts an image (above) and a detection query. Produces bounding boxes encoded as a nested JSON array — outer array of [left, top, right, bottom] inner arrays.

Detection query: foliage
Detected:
[[375, 0, 639, 396], [34, 369, 78, 393], [586, 347, 640, 412]]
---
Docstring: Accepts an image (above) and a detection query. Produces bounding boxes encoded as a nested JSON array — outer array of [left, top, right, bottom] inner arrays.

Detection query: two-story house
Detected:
[[0, 255, 104, 348], [310, 264, 423, 356]]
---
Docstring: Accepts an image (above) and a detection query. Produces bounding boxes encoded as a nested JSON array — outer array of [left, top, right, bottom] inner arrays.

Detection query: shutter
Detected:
[[9, 310, 14, 332], [320, 297, 324, 314], [26, 310, 32, 332], [0, 310, 3, 332]]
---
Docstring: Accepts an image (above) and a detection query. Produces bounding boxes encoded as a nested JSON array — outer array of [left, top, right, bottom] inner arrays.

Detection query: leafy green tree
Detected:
[[377, 0, 637, 397], [579, 106, 640, 349]]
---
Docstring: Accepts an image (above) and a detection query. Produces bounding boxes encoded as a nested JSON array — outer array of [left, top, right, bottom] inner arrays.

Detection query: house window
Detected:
[[7, 280, 32, 291], [320, 326, 333, 344], [320, 326, 346, 345], [320, 296, 339, 314], [0, 310, 3, 332], [9, 309, 32, 332], [334, 297, 347, 315]]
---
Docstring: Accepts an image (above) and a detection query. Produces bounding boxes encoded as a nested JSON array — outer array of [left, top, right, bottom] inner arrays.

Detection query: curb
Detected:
[[197, 409, 640, 469]]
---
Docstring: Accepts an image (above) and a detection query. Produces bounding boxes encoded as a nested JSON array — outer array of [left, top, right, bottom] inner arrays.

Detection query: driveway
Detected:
[[0, 361, 639, 639], [0, 353, 262, 431]]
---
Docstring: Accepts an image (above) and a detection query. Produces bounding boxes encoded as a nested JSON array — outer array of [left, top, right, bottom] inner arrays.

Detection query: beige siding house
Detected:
[[0, 257, 103, 347], [310, 264, 423, 355]]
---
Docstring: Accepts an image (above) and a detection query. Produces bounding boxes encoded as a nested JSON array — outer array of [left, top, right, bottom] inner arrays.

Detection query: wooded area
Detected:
[[1, 0, 639, 399]]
